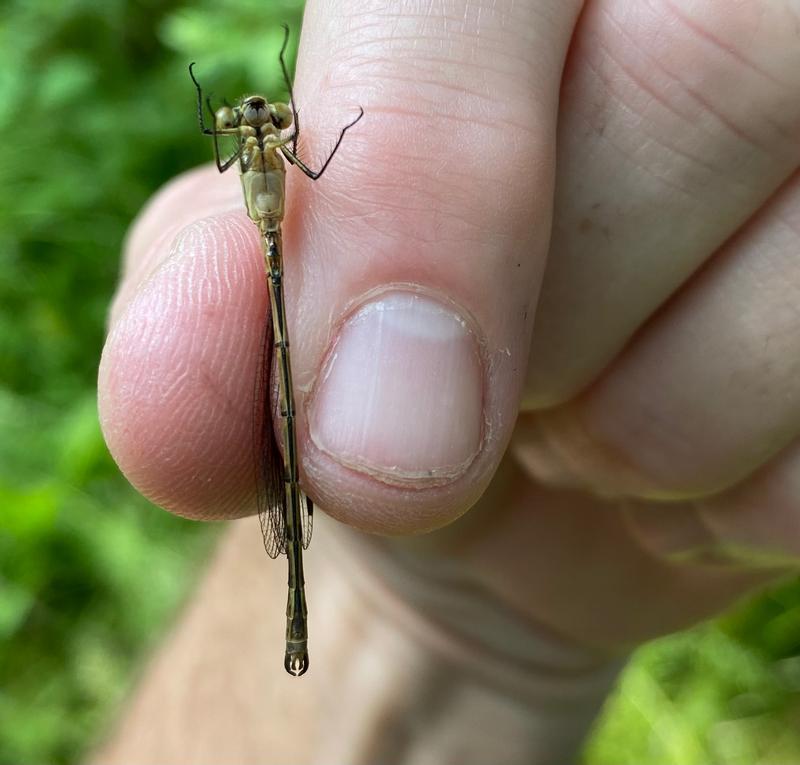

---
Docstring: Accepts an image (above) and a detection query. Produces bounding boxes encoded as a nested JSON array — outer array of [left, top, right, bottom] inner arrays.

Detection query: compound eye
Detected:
[[215, 106, 236, 130], [270, 103, 293, 130]]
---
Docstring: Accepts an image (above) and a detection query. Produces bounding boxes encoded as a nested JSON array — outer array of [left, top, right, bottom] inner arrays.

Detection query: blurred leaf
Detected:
[[54, 395, 106, 483], [0, 483, 59, 539], [0, 580, 34, 639]]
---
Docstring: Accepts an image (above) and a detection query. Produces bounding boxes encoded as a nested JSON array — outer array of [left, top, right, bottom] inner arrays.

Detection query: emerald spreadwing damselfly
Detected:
[[189, 26, 363, 677]]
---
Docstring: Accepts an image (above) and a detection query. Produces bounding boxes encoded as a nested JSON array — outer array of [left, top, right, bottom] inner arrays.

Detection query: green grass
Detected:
[[1, 1, 799, 763]]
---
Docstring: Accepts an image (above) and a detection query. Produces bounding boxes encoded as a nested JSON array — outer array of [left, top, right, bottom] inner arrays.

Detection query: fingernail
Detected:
[[309, 291, 484, 486]]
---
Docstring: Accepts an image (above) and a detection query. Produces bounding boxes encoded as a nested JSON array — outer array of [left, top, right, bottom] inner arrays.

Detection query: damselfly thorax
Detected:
[[241, 135, 286, 232], [239, 115, 291, 232]]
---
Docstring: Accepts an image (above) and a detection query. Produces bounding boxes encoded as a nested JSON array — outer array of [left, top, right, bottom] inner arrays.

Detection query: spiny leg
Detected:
[[280, 107, 364, 181], [188, 63, 214, 136], [204, 96, 241, 173], [213, 144, 242, 173], [278, 24, 300, 155], [190, 63, 241, 171]]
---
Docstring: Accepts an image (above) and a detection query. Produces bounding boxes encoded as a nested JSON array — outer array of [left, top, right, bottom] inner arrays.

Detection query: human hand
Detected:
[[98, 0, 800, 761]]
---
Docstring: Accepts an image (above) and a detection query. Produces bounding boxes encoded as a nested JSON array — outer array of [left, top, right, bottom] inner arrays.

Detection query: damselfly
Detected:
[[189, 26, 363, 677]]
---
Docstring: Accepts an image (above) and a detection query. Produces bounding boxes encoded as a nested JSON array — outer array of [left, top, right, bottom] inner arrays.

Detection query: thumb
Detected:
[[98, 0, 582, 534], [287, 0, 581, 532]]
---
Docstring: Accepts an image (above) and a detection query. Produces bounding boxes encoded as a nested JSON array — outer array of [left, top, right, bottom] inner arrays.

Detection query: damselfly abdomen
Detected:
[[189, 26, 363, 676]]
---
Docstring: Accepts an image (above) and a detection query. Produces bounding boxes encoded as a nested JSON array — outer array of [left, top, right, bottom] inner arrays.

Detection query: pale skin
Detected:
[[96, 0, 800, 761]]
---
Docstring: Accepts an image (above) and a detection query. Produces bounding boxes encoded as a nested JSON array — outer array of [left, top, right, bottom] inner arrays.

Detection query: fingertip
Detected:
[[116, 166, 242, 320], [99, 212, 266, 520]]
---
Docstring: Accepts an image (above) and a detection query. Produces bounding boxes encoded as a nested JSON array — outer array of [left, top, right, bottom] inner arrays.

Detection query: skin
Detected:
[[96, 0, 800, 761]]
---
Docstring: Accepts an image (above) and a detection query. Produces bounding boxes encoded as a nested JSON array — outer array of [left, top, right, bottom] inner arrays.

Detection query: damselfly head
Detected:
[[241, 95, 270, 127], [214, 105, 238, 130]]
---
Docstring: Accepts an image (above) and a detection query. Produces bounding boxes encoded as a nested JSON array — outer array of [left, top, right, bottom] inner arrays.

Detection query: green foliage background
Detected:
[[1, 1, 799, 763]]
